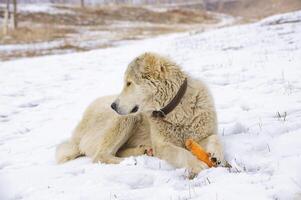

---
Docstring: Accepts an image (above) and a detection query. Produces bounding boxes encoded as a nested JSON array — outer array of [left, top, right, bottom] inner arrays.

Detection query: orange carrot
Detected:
[[185, 139, 215, 168]]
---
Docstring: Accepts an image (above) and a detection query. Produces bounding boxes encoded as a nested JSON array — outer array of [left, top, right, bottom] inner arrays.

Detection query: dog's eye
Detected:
[[126, 82, 132, 87]]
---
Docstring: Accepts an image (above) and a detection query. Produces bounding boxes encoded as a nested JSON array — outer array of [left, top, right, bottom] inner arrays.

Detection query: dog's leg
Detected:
[[153, 135, 208, 174], [56, 140, 81, 164], [199, 134, 226, 166], [92, 115, 140, 164]]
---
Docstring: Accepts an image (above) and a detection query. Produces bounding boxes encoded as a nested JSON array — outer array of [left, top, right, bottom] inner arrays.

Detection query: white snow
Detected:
[[0, 40, 65, 52], [1, 11, 301, 200], [16, 4, 74, 14]]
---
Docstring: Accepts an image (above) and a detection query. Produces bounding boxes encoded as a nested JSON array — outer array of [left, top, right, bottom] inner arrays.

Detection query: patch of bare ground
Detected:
[[68, 5, 213, 24], [0, 4, 216, 60], [0, 26, 74, 45]]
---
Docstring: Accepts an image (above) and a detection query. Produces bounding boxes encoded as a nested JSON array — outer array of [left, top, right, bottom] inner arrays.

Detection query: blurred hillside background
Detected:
[[0, 0, 301, 60]]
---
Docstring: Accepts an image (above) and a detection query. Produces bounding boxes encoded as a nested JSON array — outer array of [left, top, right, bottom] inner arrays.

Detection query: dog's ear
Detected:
[[143, 53, 158, 70], [142, 53, 169, 78]]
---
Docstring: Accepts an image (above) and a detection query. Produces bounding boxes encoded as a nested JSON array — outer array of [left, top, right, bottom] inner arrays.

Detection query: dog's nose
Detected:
[[111, 102, 117, 111]]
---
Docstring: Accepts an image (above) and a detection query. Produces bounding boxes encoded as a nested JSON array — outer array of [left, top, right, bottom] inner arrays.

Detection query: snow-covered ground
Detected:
[[1, 11, 301, 200]]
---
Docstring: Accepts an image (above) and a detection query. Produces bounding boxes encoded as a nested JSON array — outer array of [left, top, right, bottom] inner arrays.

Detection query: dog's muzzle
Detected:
[[111, 102, 139, 114]]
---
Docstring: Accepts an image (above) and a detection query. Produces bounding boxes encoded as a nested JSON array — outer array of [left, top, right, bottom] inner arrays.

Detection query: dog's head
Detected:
[[111, 52, 184, 115]]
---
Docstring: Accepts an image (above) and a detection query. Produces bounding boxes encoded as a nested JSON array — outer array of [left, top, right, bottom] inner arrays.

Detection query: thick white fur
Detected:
[[56, 96, 151, 164], [56, 52, 225, 174]]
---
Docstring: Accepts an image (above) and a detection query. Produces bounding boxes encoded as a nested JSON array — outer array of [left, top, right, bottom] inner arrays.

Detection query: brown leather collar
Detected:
[[152, 78, 188, 118]]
